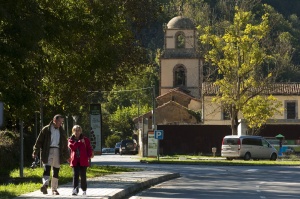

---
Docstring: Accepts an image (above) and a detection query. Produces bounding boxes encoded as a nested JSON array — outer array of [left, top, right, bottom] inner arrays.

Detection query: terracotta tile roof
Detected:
[[202, 82, 300, 95]]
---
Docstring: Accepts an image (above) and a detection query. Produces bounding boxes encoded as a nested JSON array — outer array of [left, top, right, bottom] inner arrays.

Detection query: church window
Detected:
[[174, 65, 186, 87]]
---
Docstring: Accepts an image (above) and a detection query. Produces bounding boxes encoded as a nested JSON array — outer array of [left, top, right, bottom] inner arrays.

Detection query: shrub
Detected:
[[0, 131, 19, 177]]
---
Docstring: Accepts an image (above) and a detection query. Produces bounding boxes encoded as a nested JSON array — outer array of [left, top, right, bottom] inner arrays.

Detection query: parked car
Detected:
[[101, 148, 115, 154], [221, 135, 278, 161], [119, 139, 138, 155], [115, 142, 121, 154]]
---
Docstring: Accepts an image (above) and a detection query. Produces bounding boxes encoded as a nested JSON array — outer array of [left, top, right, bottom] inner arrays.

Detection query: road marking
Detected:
[[246, 169, 258, 172]]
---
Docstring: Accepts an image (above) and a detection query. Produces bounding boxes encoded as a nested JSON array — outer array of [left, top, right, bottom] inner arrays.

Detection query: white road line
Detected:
[[246, 169, 258, 172]]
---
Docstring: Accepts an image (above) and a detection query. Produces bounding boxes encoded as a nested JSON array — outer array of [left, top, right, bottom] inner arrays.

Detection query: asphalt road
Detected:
[[93, 154, 300, 199]]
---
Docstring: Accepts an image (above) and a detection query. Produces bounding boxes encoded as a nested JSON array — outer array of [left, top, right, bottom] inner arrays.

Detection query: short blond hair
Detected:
[[72, 125, 82, 135]]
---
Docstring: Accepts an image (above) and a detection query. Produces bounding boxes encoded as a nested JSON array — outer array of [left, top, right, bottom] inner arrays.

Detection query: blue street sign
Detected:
[[154, 130, 164, 140]]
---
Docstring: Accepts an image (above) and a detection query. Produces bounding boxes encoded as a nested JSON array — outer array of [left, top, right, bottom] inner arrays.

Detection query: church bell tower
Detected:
[[159, 15, 202, 99]]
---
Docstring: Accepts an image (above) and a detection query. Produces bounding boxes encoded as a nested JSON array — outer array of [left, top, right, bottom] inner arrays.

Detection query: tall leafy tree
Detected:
[[200, 6, 289, 135], [0, 0, 159, 130], [0, 0, 46, 126]]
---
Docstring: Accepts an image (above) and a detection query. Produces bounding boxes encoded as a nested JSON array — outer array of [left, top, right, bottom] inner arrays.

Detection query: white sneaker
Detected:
[[72, 189, 78, 196], [82, 191, 86, 195]]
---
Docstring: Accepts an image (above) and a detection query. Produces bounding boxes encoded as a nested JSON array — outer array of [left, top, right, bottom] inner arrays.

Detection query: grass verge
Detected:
[[0, 164, 136, 199]]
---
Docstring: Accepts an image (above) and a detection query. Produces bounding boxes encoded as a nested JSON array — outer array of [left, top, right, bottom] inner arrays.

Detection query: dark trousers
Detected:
[[72, 164, 87, 192]]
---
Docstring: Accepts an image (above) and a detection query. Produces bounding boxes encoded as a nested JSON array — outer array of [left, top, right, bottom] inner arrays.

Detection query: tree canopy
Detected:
[[0, 0, 161, 130], [200, 5, 290, 134]]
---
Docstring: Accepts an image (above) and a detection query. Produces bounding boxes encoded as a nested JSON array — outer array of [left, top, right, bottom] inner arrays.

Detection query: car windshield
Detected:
[[121, 140, 134, 146]]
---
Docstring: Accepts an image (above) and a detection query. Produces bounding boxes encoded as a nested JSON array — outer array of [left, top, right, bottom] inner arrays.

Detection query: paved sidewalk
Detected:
[[14, 171, 180, 199]]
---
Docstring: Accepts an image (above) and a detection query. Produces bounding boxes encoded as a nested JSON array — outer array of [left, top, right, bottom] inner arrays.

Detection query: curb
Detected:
[[110, 172, 180, 199]]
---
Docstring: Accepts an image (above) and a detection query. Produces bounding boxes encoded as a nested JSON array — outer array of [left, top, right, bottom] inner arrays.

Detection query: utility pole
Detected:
[[20, 119, 24, 177]]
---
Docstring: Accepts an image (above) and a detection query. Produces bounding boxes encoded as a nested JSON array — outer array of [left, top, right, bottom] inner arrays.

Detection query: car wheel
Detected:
[[270, 153, 277, 161], [244, 152, 251, 161]]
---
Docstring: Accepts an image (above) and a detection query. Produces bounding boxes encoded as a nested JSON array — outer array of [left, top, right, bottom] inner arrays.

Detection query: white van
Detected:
[[221, 135, 278, 161]]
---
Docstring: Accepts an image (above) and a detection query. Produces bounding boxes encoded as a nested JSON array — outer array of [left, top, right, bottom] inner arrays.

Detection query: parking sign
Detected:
[[154, 130, 164, 140]]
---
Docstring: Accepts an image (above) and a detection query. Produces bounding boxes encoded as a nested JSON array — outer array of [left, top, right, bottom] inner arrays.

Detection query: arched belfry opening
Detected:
[[175, 31, 185, 48]]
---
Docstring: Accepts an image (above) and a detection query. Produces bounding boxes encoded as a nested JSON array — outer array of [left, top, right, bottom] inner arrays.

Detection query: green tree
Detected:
[[242, 95, 282, 134], [101, 64, 157, 140], [105, 134, 121, 148], [108, 106, 135, 139], [200, 6, 291, 135], [0, 0, 160, 130]]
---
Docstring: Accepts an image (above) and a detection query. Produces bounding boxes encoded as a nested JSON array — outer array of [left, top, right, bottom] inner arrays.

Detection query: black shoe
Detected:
[[40, 185, 48, 194]]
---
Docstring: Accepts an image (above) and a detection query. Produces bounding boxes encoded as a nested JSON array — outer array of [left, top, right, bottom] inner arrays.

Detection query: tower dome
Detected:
[[167, 16, 195, 29]]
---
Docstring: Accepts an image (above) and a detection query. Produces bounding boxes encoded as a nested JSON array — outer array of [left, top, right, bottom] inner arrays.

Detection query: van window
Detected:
[[223, 138, 239, 145], [242, 138, 262, 146], [262, 139, 269, 147]]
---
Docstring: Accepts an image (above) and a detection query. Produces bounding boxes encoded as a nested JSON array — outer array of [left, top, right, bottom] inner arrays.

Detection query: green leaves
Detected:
[[200, 5, 289, 134], [242, 95, 282, 129], [0, 0, 157, 128]]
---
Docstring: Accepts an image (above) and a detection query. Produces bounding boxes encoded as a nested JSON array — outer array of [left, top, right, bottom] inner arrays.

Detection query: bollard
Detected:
[[212, 147, 217, 157]]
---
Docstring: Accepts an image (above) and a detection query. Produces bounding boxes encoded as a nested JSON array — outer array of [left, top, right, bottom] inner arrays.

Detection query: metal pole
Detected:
[[20, 119, 23, 177], [35, 111, 38, 140], [137, 97, 140, 130], [40, 95, 43, 130], [152, 85, 156, 131], [66, 115, 69, 137], [152, 86, 159, 161]]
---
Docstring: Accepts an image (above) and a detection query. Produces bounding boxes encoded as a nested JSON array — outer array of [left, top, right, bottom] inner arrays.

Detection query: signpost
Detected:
[[147, 131, 157, 157], [154, 130, 164, 140], [154, 130, 164, 161], [90, 104, 102, 154]]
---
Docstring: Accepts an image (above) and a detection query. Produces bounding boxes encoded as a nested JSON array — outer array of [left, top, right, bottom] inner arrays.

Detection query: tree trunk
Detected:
[[230, 109, 239, 135]]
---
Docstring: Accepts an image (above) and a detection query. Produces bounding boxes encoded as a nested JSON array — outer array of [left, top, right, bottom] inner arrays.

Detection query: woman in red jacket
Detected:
[[68, 125, 94, 196]]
